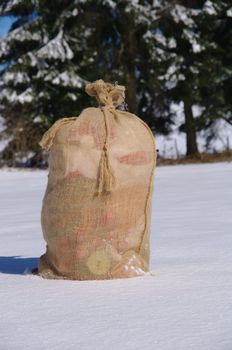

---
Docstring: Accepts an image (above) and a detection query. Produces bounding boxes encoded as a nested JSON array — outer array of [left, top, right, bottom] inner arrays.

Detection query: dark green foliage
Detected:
[[0, 0, 231, 166]]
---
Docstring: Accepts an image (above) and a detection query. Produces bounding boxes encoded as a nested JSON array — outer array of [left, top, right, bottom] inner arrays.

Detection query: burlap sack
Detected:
[[38, 79, 156, 280]]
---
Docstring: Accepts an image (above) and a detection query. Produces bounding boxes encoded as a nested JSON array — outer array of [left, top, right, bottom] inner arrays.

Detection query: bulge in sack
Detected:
[[38, 79, 157, 280]]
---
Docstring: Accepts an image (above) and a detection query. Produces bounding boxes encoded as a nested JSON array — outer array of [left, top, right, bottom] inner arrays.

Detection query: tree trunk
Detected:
[[126, 73, 138, 114], [183, 97, 199, 156]]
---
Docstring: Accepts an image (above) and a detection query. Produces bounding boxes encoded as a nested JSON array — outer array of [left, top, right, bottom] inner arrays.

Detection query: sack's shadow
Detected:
[[0, 256, 38, 275]]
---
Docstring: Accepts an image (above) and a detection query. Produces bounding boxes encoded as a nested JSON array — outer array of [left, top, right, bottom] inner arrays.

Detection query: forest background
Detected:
[[0, 0, 231, 167]]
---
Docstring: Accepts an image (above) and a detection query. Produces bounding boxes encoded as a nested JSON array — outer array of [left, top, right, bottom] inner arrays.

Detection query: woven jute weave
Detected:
[[38, 79, 156, 280]]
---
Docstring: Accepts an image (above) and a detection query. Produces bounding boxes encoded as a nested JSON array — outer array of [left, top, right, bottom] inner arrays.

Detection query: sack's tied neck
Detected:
[[85, 79, 126, 196]]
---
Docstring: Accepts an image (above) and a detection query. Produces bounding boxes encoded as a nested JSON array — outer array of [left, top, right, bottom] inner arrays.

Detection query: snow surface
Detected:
[[0, 162, 232, 350]]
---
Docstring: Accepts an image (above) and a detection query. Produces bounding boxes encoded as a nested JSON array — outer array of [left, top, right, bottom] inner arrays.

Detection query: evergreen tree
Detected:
[[0, 0, 87, 166], [0, 0, 231, 165], [0, 0, 172, 166], [196, 1, 232, 134], [155, 0, 232, 155]]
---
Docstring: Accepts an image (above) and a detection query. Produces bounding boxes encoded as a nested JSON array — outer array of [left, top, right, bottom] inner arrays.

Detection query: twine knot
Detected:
[[85, 79, 125, 109]]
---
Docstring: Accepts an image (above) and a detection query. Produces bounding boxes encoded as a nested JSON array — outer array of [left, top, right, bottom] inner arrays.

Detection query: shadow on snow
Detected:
[[0, 256, 38, 275]]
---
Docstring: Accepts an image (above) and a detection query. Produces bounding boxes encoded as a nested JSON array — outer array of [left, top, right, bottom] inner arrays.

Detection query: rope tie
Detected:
[[95, 106, 116, 195], [39, 117, 78, 150], [85, 79, 126, 196]]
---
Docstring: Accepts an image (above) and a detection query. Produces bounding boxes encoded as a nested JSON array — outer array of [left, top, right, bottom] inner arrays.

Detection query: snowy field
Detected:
[[0, 162, 232, 350]]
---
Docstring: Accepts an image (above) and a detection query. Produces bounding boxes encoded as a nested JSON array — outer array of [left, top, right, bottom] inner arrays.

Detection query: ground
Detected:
[[0, 162, 232, 350]]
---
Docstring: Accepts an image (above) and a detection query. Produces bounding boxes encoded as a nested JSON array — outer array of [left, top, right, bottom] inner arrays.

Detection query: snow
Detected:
[[102, 0, 117, 9], [227, 8, 232, 17], [183, 29, 203, 53], [67, 92, 78, 101], [168, 37, 177, 49], [170, 5, 195, 26], [0, 86, 33, 104], [36, 30, 74, 62], [52, 71, 85, 88], [145, 30, 177, 50], [0, 18, 43, 60], [0, 115, 12, 152], [72, 8, 78, 16], [0, 162, 232, 350], [61, 7, 79, 19], [198, 119, 232, 153], [33, 116, 42, 123], [2, 71, 31, 85], [0, 138, 10, 152], [0, 0, 21, 14], [153, 31, 166, 45], [124, 1, 159, 24], [155, 103, 232, 158], [203, 0, 218, 15]]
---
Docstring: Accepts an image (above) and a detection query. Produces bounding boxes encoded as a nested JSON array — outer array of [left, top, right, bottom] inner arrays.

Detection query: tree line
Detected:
[[0, 0, 231, 167]]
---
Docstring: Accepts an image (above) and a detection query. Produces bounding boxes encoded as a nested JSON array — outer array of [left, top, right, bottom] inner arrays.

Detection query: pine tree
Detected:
[[1, 0, 231, 165], [0, 0, 173, 166], [0, 1, 87, 166], [195, 1, 232, 134], [155, 0, 232, 155]]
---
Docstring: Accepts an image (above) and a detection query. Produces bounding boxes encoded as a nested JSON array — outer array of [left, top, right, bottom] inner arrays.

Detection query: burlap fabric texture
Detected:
[[38, 79, 156, 280]]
